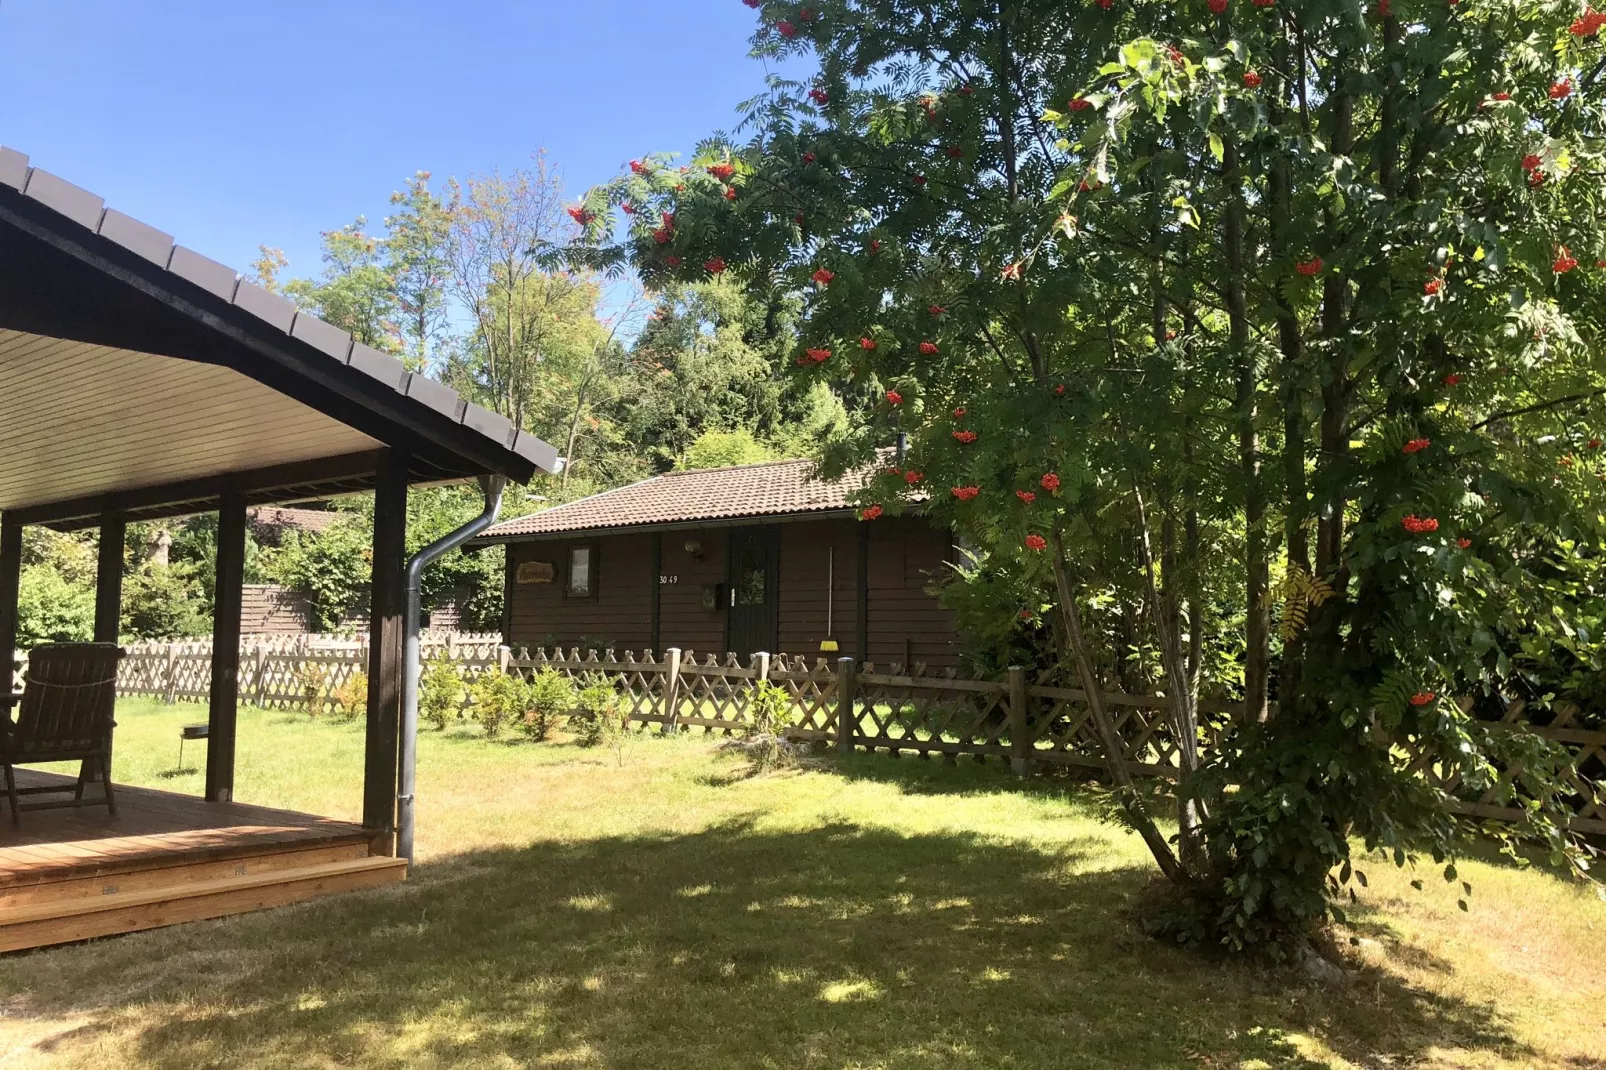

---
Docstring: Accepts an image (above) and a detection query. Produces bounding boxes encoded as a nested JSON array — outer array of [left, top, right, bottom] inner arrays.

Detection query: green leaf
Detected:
[[1208, 133, 1225, 163]]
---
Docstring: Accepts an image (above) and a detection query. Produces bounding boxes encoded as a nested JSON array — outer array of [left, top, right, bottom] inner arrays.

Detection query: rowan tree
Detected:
[[572, 0, 1605, 951]]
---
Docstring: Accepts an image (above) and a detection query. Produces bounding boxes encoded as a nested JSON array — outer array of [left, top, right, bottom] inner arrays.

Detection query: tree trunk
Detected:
[[1268, 29, 1310, 702], [1222, 139, 1270, 722], [1134, 487, 1206, 874], [1049, 527, 1188, 885]]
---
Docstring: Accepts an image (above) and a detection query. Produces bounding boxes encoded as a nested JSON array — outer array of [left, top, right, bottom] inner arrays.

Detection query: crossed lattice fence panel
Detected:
[[672, 653, 764, 736], [511, 647, 676, 731], [1406, 699, 1606, 836], [769, 655, 840, 743], [855, 673, 1012, 760], [249, 652, 368, 711]]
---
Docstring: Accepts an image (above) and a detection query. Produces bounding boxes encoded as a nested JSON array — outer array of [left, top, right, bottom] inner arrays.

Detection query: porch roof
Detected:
[[0, 145, 559, 529]]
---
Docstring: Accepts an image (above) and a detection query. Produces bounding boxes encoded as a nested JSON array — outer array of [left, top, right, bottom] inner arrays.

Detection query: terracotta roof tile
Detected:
[[479, 459, 868, 539], [247, 506, 343, 533]]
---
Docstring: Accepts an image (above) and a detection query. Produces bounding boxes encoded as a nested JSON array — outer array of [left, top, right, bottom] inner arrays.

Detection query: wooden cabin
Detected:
[[472, 460, 962, 670]]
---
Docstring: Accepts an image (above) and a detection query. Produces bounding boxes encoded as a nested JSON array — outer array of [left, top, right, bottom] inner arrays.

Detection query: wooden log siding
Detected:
[[777, 521, 861, 660], [505, 519, 961, 669], [507, 535, 657, 652], [88, 637, 1606, 837], [864, 517, 960, 672], [655, 530, 729, 654]]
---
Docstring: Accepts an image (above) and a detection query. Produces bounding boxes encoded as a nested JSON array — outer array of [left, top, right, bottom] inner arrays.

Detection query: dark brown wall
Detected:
[[655, 528, 729, 656], [866, 517, 960, 671], [505, 516, 959, 669], [777, 520, 862, 660], [507, 534, 654, 652]]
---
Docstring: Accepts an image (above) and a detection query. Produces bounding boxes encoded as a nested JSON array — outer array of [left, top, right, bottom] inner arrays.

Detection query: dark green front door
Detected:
[[726, 526, 779, 657]]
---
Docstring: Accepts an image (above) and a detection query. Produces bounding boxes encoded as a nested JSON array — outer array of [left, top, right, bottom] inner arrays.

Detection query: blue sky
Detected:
[[0, 1, 802, 279]]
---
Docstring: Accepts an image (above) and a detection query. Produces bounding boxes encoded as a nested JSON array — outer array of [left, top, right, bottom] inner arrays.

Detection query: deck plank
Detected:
[[0, 770, 367, 889]]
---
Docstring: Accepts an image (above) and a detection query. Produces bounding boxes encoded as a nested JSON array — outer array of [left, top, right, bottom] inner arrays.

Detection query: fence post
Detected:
[[663, 647, 682, 732], [163, 641, 179, 704], [253, 643, 268, 708], [1007, 665, 1031, 777], [498, 644, 511, 674], [834, 656, 857, 755], [754, 651, 770, 682]]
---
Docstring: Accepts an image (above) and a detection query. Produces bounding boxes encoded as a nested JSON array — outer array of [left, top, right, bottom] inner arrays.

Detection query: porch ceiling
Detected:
[[0, 144, 563, 529], [0, 330, 381, 515]]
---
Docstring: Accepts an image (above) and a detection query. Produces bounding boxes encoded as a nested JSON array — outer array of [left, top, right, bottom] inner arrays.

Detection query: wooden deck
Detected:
[[1, 770, 406, 953]]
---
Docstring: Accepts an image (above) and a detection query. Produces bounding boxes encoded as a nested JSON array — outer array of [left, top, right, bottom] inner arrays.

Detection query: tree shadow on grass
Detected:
[[832, 746, 1122, 813], [2, 820, 1542, 1070]]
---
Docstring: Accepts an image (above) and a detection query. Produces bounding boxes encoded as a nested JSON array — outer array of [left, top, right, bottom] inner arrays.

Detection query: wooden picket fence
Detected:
[[110, 632, 504, 710], [492, 648, 1606, 837], [25, 634, 1598, 836]]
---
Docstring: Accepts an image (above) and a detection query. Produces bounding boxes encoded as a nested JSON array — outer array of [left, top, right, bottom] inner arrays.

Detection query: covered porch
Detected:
[[0, 145, 557, 951]]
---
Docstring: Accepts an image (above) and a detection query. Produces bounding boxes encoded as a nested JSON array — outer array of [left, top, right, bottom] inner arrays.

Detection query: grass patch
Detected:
[[1, 699, 1602, 1068]]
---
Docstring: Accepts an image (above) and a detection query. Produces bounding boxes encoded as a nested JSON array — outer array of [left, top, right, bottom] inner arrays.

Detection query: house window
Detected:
[[566, 544, 598, 599]]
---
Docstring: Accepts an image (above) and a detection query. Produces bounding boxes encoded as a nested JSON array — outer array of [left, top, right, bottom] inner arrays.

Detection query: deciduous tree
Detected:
[[575, 0, 1604, 951]]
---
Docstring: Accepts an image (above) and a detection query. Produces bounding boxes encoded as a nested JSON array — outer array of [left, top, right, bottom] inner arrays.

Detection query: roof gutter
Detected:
[[396, 473, 505, 869]]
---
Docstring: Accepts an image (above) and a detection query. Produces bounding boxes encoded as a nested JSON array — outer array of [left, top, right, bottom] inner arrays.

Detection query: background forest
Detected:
[[17, 154, 855, 643]]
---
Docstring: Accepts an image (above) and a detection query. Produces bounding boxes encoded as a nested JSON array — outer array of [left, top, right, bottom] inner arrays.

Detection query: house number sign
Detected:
[[659, 574, 679, 584]]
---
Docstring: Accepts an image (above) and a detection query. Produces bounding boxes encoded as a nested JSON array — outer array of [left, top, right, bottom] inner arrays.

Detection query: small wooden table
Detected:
[[176, 724, 209, 773]]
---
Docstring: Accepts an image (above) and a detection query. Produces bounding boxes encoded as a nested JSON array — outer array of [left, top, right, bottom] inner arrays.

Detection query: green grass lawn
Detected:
[[2, 700, 1603, 1069]]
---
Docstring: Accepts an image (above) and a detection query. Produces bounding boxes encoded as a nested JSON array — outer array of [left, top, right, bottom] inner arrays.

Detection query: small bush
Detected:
[[420, 653, 464, 731], [299, 662, 332, 718], [523, 668, 576, 741], [331, 670, 368, 720], [745, 680, 800, 774], [470, 669, 523, 740], [571, 673, 624, 748], [748, 681, 794, 737]]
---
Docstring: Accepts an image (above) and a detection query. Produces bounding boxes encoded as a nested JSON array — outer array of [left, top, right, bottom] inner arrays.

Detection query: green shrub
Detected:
[[331, 670, 368, 720], [16, 565, 95, 648], [120, 562, 208, 639], [470, 669, 525, 740], [299, 662, 331, 718], [571, 673, 624, 748], [419, 653, 464, 731], [748, 681, 794, 737], [746, 680, 800, 774], [523, 668, 576, 742]]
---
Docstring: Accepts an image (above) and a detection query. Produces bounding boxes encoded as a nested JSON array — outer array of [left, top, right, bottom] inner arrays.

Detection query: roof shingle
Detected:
[[477, 459, 867, 540]]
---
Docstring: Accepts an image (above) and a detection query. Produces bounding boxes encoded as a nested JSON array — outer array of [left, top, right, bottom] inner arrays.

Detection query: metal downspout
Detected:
[[396, 473, 506, 868]]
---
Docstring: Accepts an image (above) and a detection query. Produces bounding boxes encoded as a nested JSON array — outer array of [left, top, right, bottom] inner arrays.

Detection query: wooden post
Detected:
[[1007, 665, 1031, 777], [363, 451, 408, 854], [252, 644, 268, 707], [663, 647, 682, 731], [500, 547, 515, 644], [498, 644, 511, 674], [754, 651, 771, 682], [163, 642, 178, 704], [0, 514, 21, 714], [86, 514, 127, 784], [94, 514, 125, 645], [206, 492, 247, 803], [834, 656, 857, 755]]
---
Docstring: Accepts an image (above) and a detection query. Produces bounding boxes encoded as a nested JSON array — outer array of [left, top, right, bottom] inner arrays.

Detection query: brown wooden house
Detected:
[[472, 460, 962, 670]]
